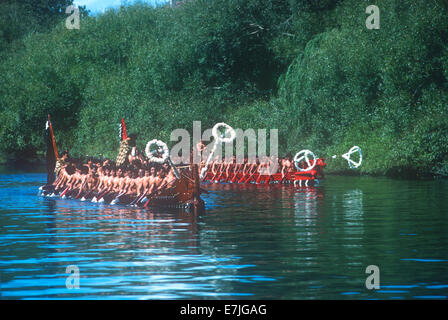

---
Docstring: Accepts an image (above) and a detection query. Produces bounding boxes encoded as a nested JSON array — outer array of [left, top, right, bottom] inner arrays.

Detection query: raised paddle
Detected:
[[200, 123, 236, 179]]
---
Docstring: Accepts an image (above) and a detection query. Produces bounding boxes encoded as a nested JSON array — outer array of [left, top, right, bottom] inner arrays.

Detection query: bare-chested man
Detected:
[[61, 164, 84, 198], [158, 168, 177, 192], [53, 163, 71, 193], [137, 167, 164, 207], [111, 169, 134, 204], [95, 167, 117, 202], [92, 167, 110, 202], [135, 166, 159, 206], [80, 166, 100, 201], [73, 166, 92, 199], [130, 169, 147, 205]]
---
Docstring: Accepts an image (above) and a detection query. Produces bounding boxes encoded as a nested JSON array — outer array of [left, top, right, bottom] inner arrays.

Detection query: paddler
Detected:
[[161, 168, 177, 192]]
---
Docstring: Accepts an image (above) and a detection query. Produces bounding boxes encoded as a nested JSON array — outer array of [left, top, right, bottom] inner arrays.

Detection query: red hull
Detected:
[[201, 159, 326, 185]]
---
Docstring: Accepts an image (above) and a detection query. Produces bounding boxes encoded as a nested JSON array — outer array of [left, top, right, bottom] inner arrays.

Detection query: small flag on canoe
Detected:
[[46, 115, 58, 185], [119, 118, 128, 141]]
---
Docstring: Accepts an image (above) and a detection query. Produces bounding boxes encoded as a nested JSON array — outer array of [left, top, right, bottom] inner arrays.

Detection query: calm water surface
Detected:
[[0, 171, 447, 299]]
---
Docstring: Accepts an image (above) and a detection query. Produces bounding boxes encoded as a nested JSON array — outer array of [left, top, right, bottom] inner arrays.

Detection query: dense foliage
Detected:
[[0, 0, 447, 176]]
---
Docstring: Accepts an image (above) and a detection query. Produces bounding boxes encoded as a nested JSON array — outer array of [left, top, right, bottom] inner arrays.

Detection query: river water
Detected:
[[0, 171, 447, 300]]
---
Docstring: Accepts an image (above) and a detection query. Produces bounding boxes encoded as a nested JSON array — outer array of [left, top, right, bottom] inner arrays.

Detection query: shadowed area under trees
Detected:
[[0, 0, 447, 176]]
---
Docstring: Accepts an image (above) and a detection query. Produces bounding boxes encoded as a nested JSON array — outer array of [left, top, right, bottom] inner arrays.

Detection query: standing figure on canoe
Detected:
[[55, 150, 69, 176]]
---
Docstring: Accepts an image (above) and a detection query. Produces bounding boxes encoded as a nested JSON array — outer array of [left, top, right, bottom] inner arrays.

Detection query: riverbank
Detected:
[[326, 168, 447, 180]]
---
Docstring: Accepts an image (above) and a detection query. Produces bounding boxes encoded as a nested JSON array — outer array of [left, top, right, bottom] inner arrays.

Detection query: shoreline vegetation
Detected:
[[1, 0, 447, 179]]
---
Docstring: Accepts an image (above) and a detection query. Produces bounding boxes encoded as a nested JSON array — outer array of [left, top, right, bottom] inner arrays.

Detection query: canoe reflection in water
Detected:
[[43, 199, 201, 255]]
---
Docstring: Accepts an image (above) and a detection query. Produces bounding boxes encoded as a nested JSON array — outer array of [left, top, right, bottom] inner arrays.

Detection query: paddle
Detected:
[[243, 164, 259, 184], [199, 122, 236, 180], [110, 191, 127, 205], [143, 188, 163, 208]]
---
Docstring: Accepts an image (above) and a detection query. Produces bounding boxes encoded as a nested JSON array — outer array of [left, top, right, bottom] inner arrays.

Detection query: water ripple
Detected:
[[0, 174, 447, 299]]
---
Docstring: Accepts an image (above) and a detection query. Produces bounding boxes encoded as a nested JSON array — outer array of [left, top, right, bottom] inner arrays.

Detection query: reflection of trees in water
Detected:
[[335, 189, 365, 249], [341, 189, 365, 261], [293, 187, 323, 215], [329, 188, 364, 231], [205, 182, 288, 203], [290, 186, 326, 273], [199, 184, 330, 297], [323, 187, 365, 283], [31, 199, 225, 298], [199, 184, 309, 295], [343, 189, 364, 224], [289, 187, 365, 295], [293, 186, 322, 230], [205, 183, 324, 210], [43, 198, 57, 239]]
